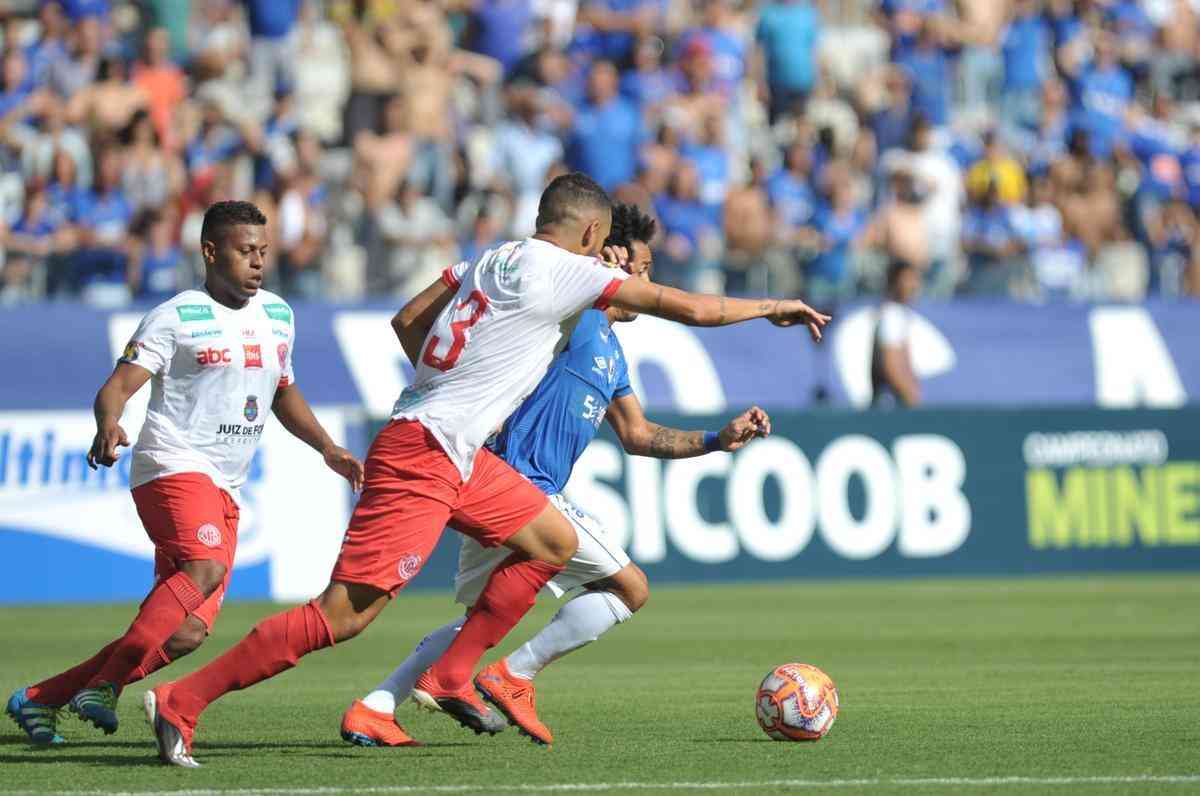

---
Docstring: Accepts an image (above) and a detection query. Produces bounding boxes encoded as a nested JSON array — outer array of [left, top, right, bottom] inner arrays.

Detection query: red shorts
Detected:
[[330, 420, 548, 596], [131, 472, 239, 631]]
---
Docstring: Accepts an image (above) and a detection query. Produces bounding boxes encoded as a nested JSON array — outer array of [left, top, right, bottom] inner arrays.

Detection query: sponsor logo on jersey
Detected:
[[244, 395, 259, 422], [592, 356, 616, 383], [196, 347, 232, 366], [189, 329, 222, 339], [263, 303, 292, 324], [397, 553, 423, 581], [121, 340, 139, 362], [271, 326, 290, 338], [277, 343, 288, 369], [196, 523, 222, 548], [176, 304, 215, 323], [243, 344, 263, 369], [242, 328, 257, 339], [217, 423, 266, 439]]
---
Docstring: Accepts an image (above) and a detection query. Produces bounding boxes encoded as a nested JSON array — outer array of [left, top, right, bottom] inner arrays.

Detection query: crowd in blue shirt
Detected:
[[2, 1, 1199, 305]]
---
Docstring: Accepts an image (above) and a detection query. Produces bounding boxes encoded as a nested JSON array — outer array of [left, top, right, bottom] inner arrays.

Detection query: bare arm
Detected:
[[608, 278, 832, 340], [87, 362, 152, 469], [392, 276, 458, 366], [272, 383, 365, 490], [879, 346, 921, 407], [606, 393, 772, 458]]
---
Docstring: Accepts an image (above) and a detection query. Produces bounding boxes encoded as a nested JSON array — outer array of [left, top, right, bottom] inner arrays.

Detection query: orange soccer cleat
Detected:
[[340, 700, 421, 747], [412, 670, 507, 736], [474, 660, 553, 747]]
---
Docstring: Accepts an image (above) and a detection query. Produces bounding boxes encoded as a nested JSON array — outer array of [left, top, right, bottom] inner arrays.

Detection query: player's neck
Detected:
[[203, 279, 251, 310], [532, 230, 583, 255]]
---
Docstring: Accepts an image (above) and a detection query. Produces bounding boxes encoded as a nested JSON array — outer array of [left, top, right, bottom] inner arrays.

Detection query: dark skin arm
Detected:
[[272, 383, 365, 491], [606, 392, 772, 458], [879, 346, 921, 407], [87, 362, 152, 469], [393, 277, 458, 366]]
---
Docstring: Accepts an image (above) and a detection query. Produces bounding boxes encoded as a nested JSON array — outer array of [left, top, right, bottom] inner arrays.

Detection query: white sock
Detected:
[[362, 616, 465, 714], [505, 590, 633, 681]]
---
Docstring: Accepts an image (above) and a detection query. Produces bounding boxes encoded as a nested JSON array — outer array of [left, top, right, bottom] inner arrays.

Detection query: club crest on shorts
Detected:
[[277, 343, 288, 369], [244, 395, 259, 422], [397, 554, 422, 581], [196, 523, 222, 548]]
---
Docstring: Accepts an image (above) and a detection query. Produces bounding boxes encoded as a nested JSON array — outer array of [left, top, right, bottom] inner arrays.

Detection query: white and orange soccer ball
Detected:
[[755, 663, 839, 741]]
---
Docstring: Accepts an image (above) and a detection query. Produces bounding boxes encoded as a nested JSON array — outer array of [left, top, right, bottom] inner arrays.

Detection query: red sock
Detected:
[[125, 646, 173, 686], [428, 556, 563, 689], [87, 572, 205, 689], [27, 639, 121, 706], [166, 600, 333, 724]]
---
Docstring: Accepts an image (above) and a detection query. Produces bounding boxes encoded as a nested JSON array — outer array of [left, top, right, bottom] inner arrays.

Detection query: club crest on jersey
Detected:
[[277, 343, 288, 369], [244, 395, 259, 422], [243, 344, 263, 369], [591, 355, 616, 383], [196, 523, 222, 548], [397, 554, 422, 581]]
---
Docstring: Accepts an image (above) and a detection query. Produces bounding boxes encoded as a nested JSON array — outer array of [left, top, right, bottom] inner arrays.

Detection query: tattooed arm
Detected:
[[606, 393, 772, 459], [606, 278, 832, 341]]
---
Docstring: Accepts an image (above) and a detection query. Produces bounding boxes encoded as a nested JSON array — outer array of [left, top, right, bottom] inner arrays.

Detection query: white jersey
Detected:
[[120, 288, 297, 501], [393, 237, 626, 479]]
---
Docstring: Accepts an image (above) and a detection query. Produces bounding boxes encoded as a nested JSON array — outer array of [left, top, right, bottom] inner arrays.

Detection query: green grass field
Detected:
[[2, 576, 1199, 795]]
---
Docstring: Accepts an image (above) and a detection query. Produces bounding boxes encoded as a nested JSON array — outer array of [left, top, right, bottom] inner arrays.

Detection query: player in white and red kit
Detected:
[[144, 174, 830, 767], [6, 202, 363, 747]]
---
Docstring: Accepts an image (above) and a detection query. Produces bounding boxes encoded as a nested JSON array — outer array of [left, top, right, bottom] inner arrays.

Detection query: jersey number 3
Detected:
[[422, 290, 490, 371]]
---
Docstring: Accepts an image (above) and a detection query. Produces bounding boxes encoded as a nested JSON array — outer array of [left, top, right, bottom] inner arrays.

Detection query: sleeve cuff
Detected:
[[592, 278, 624, 311], [441, 267, 461, 291]]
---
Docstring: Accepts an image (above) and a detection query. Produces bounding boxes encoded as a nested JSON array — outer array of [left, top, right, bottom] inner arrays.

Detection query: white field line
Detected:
[[4, 775, 1200, 795]]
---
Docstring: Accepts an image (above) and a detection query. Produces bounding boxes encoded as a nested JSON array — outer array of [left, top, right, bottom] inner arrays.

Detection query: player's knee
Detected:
[[181, 559, 227, 597], [610, 565, 650, 613], [164, 620, 207, 659]]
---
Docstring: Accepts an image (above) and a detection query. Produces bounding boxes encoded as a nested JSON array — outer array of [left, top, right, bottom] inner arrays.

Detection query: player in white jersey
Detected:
[[145, 174, 830, 768], [7, 202, 363, 748]]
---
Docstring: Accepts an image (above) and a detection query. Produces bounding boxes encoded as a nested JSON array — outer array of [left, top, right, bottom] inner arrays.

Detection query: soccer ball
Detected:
[[755, 663, 839, 741]]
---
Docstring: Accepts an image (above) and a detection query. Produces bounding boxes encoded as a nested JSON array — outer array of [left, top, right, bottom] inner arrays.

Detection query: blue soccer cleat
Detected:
[[7, 687, 65, 745], [68, 683, 119, 735]]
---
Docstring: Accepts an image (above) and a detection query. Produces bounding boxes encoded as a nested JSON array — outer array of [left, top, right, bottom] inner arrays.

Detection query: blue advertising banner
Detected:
[[0, 300, 1197, 413]]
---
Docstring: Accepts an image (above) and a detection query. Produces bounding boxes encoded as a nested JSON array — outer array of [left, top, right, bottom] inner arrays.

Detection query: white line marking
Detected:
[[5, 775, 1200, 795]]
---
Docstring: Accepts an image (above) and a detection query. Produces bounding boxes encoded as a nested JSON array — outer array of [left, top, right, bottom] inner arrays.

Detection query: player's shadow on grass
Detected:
[[0, 753, 160, 767], [691, 737, 776, 744]]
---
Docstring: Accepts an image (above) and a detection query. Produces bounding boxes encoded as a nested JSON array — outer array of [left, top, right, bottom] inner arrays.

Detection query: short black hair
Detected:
[[201, 200, 267, 244], [604, 203, 657, 252], [535, 172, 611, 230], [886, 259, 916, 287]]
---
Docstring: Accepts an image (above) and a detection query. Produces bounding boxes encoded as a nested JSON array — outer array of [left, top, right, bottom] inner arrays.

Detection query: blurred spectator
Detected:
[[244, 0, 301, 117], [128, 207, 183, 300], [132, 27, 186, 151], [894, 18, 952, 128], [862, 166, 930, 274], [1067, 31, 1132, 159], [1012, 173, 1086, 299], [69, 147, 133, 303], [121, 109, 183, 213], [654, 160, 722, 292], [575, 0, 661, 64], [66, 55, 146, 137], [567, 59, 643, 192], [754, 0, 822, 122], [1000, 0, 1052, 130], [276, 130, 328, 298], [494, 84, 564, 236], [48, 16, 102, 99], [373, 179, 457, 297], [804, 162, 868, 303], [871, 260, 922, 408], [962, 178, 1022, 296], [621, 35, 673, 115], [24, 2, 70, 90], [966, 130, 1027, 206], [722, 158, 773, 295]]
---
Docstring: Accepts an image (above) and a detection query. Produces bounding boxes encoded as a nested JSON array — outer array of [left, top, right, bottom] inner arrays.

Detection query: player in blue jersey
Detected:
[[339, 203, 772, 748]]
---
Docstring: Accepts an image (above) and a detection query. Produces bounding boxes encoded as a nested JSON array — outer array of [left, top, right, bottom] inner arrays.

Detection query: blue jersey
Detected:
[[490, 310, 632, 494]]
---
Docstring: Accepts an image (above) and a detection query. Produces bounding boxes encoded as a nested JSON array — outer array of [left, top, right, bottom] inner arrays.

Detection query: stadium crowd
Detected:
[[1, 0, 1200, 306]]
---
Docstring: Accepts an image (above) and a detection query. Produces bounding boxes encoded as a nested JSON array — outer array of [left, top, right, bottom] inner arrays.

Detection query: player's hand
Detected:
[[87, 423, 130, 469], [323, 445, 365, 492], [600, 245, 628, 269], [767, 299, 832, 341], [718, 406, 771, 452]]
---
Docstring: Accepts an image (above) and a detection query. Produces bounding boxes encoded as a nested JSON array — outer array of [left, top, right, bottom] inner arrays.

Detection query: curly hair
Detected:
[[604, 202, 657, 253], [201, 200, 268, 244]]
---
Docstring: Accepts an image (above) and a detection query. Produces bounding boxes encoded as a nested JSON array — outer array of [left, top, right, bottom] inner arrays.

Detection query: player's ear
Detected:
[[581, 219, 600, 253], [200, 237, 216, 266]]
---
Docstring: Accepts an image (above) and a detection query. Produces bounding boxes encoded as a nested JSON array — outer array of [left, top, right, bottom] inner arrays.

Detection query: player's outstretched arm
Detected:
[[87, 362, 152, 469], [393, 276, 458, 366], [272, 384, 365, 491], [607, 278, 832, 341], [606, 393, 771, 459]]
